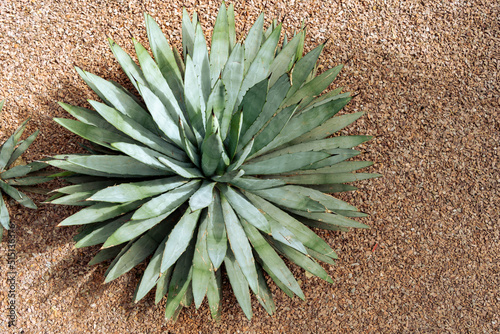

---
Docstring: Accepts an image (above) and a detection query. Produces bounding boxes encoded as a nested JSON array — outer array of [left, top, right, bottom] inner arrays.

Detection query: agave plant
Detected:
[[49, 3, 379, 320], [0, 100, 48, 240]]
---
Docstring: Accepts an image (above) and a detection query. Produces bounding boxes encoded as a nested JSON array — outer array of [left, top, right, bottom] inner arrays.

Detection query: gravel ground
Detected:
[[0, 0, 498, 333]]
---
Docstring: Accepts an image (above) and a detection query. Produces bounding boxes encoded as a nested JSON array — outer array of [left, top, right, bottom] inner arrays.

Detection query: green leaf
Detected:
[[291, 112, 364, 145], [241, 220, 305, 299], [137, 83, 183, 147], [83, 71, 157, 133], [221, 195, 259, 292], [206, 268, 222, 320], [301, 86, 344, 109], [220, 44, 244, 139], [226, 110, 243, 159], [54, 154, 168, 177], [304, 149, 361, 170], [296, 215, 349, 232], [10, 119, 30, 145], [254, 263, 276, 315], [58, 200, 144, 226], [272, 239, 333, 283], [306, 247, 337, 265], [210, 3, 229, 87], [54, 118, 136, 151], [267, 215, 307, 254], [242, 151, 329, 175], [230, 176, 285, 191], [1, 165, 33, 179], [155, 266, 174, 304], [243, 13, 264, 73], [289, 209, 370, 229], [283, 64, 343, 108], [254, 97, 352, 156], [239, 78, 268, 137], [74, 213, 133, 248], [244, 192, 337, 258], [103, 212, 173, 248], [105, 218, 172, 283], [181, 276, 194, 308], [103, 238, 137, 269], [263, 19, 277, 40], [252, 186, 327, 212], [132, 180, 200, 220], [89, 100, 186, 161], [182, 8, 196, 59], [268, 172, 382, 185], [0, 194, 10, 230], [184, 55, 206, 143], [285, 43, 323, 99], [6, 130, 38, 169], [75, 67, 112, 106], [206, 80, 226, 126], [211, 169, 244, 183], [157, 156, 203, 179], [134, 234, 168, 302], [237, 74, 291, 151], [172, 45, 185, 78], [89, 244, 126, 266], [111, 142, 178, 172], [49, 191, 94, 206], [6, 175, 51, 186], [259, 256, 294, 298], [227, 3, 236, 49], [250, 104, 297, 156], [107, 38, 147, 92], [54, 180, 118, 195], [295, 92, 350, 116], [133, 40, 194, 143], [283, 185, 358, 211], [160, 208, 201, 272], [228, 138, 254, 172], [0, 135, 16, 171], [224, 249, 253, 320], [47, 159, 124, 178], [192, 23, 211, 102], [200, 130, 224, 177], [164, 236, 196, 320], [189, 181, 216, 212], [192, 211, 212, 308], [221, 185, 270, 234], [309, 184, 358, 193], [206, 191, 227, 269], [144, 13, 184, 106], [252, 135, 372, 162], [178, 119, 200, 167], [0, 180, 36, 209], [269, 32, 302, 86], [238, 24, 281, 106], [294, 160, 373, 175], [90, 176, 187, 203]]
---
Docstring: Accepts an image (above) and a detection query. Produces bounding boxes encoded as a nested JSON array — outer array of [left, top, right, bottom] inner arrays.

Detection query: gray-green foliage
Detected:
[[50, 3, 379, 321], [0, 100, 49, 240]]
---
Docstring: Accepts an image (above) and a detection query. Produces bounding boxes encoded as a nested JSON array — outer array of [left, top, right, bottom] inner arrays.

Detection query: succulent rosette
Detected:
[[49, 3, 379, 321], [0, 99, 48, 240]]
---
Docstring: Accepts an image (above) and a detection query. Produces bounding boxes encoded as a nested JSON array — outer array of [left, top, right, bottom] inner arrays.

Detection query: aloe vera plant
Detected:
[[0, 100, 48, 240], [49, 3, 379, 321]]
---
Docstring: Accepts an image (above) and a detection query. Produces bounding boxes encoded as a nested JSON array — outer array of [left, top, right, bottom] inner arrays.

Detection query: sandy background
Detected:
[[0, 0, 498, 333]]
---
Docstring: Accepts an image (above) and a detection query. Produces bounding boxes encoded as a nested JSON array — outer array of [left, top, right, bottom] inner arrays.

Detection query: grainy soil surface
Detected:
[[0, 0, 499, 333]]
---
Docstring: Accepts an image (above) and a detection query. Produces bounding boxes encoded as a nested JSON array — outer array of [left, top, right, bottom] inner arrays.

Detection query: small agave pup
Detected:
[[49, 3, 379, 321], [0, 100, 48, 240]]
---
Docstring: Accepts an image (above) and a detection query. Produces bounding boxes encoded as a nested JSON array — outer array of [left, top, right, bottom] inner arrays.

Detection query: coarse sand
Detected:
[[0, 0, 498, 333]]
